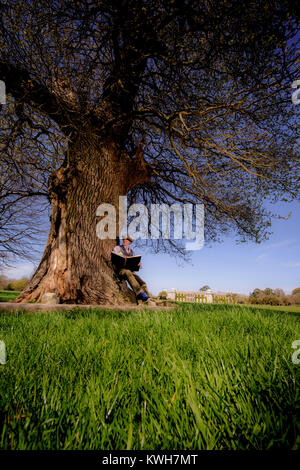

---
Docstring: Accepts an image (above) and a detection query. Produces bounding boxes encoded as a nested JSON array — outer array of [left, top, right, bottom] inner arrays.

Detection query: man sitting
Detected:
[[112, 235, 151, 303]]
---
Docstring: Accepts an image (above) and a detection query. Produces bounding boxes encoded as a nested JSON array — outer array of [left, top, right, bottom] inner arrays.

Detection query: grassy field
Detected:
[[180, 301, 300, 314], [0, 290, 20, 302], [242, 303, 300, 313], [0, 303, 299, 450]]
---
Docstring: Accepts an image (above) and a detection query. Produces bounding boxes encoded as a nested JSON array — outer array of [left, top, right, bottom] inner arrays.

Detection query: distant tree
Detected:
[[281, 296, 291, 306], [292, 288, 300, 295], [250, 287, 289, 304], [199, 285, 211, 292], [236, 294, 248, 304], [250, 288, 263, 298], [290, 293, 300, 305], [249, 295, 260, 304], [264, 288, 274, 296], [249, 293, 280, 306], [274, 288, 285, 297], [0, 274, 8, 290], [264, 295, 280, 306], [10, 278, 29, 291], [158, 290, 167, 299], [4, 277, 29, 291]]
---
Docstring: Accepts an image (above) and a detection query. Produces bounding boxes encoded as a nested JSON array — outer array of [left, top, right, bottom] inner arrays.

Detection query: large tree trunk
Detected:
[[15, 134, 151, 305]]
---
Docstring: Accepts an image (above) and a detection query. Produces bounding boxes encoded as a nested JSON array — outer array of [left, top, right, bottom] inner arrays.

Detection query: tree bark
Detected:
[[15, 134, 151, 305]]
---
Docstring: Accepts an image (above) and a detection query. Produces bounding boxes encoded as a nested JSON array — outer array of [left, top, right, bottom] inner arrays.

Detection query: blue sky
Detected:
[[2, 200, 300, 297], [139, 200, 300, 296]]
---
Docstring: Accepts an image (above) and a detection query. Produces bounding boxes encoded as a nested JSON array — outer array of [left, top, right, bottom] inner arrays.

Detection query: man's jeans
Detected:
[[118, 269, 149, 296]]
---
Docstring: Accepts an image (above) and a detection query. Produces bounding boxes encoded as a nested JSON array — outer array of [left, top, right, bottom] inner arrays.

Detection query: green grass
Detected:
[[0, 303, 299, 450], [0, 290, 20, 302], [242, 303, 300, 313], [172, 300, 300, 314]]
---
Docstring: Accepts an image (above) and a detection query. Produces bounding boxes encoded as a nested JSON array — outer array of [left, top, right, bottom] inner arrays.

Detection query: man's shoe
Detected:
[[136, 291, 150, 302]]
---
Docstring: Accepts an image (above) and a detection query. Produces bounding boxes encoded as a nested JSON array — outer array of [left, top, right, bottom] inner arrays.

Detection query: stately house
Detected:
[[162, 289, 237, 304]]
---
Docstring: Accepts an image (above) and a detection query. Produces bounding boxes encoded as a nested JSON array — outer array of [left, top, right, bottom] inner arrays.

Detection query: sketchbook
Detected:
[[111, 251, 141, 272]]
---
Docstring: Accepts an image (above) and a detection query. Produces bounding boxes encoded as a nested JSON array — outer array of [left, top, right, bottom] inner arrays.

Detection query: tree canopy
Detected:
[[0, 0, 299, 303], [199, 285, 211, 292]]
